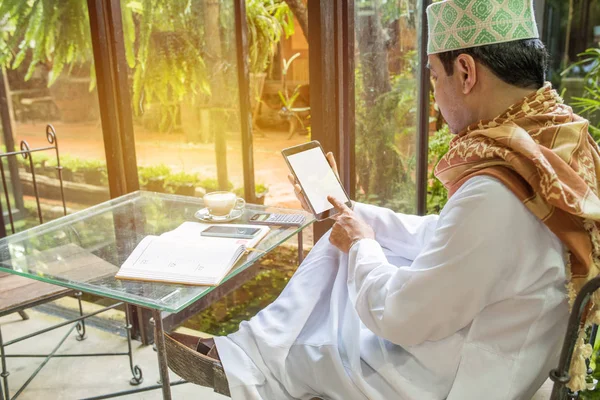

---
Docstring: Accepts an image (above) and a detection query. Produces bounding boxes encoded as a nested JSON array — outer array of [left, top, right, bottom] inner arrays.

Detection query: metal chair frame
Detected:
[[550, 277, 600, 399], [0, 125, 143, 400]]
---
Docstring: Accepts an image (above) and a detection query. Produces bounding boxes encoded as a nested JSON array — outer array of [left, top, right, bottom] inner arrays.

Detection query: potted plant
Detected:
[[57, 166, 74, 182], [246, 0, 295, 125], [50, 155, 88, 183], [234, 183, 269, 205], [43, 155, 74, 181], [139, 164, 172, 193], [255, 183, 269, 205], [278, 53, 310, 138], [31, 154, 51, 176], [201, 178, 234, 193], [79, 160, 107, 186], [166, 171, 200, 197]]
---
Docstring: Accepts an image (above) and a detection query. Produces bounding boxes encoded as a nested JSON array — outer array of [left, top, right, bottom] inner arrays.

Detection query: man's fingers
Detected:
[[326, 152, 340, 179], [328, 196, 350, 214], [326, 152, 337, 169], [288, 174, 297, 185]]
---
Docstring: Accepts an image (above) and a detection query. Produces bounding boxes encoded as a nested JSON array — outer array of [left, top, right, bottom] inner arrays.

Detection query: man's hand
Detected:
[[288, 152, 340, 213], [328, 196, 374, 253]]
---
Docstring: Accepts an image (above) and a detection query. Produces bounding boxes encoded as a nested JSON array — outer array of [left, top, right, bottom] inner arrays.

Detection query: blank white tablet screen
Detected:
[[287, 147, 348, 214]]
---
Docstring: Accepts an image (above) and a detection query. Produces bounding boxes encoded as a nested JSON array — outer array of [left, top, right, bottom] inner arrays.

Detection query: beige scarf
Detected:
[[435, 83, 600, 391]]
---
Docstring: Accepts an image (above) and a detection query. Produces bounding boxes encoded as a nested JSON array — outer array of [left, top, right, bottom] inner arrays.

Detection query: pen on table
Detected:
[[246, 247, 266, 254]]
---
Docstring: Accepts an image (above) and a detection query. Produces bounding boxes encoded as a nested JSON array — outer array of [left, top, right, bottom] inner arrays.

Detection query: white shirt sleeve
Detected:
[[352, 202, 439, 261], [348, 177, 526, 347]]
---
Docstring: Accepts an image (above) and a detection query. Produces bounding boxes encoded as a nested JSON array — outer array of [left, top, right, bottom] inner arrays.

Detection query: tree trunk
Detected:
[[355, 0, 404, 202], [283, 0, 309, 41], [563, 0, 574, 69], [0, 68, 25, 212], [204, 0, 229, 191], [288, 0, 408, 204]]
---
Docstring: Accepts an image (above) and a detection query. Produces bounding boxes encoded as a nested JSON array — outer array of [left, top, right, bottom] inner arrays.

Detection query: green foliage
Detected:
[[191, 267, 293, 335], [166, 171, 199, 186], [354, 50, 418, 213], [139, 164, 235, 193], [31, 152, 50, 168], [426, 125, 452, 214], [200, 177, 234, 192], [0, 0, 293, 131], [130, 0, 211, 132], [163, 171, 201, 194], [381, 0, 416, 26], [246, 0, 294, 74], [185, 245, 300, 335], [47, 155, 105, 172], [137, 164, 171, 187], [0, 0, 95, 85], [573, 83, 600, 140], [233, 182, 269, 197], [563, 48, 600, 142], [581, 391, 600, 400], [255, 182, 268, 194]]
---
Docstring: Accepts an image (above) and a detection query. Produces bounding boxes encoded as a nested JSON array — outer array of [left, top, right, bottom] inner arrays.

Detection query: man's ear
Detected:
[[454, 54, 477, 94]]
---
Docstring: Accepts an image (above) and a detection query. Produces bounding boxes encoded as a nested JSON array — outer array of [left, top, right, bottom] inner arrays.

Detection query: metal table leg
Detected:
[[0, 326, 9, 400], [152, 310, 172, 400], [0, 355, 4, 400], [298, 231, 304, 265], [125, 307, 143, 385]]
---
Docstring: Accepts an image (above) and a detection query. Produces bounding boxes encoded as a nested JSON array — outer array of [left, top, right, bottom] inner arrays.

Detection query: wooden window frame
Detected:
[[308, 0, 432, 240]]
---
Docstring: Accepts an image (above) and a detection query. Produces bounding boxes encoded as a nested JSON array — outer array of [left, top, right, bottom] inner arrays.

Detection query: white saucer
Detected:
[[194, 208, 244, 223]]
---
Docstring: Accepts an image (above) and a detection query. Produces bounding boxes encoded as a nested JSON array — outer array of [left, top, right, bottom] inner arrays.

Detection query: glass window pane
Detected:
[[253, 14, 311, 211], [120, 0, 309, 210], [354, 0, 419, 213], [0, 2, 110, 234], [120, 1, 246, 201]]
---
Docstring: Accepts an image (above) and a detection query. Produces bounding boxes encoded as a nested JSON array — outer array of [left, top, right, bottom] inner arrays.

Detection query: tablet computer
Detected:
[[282, 141, 352, 221]]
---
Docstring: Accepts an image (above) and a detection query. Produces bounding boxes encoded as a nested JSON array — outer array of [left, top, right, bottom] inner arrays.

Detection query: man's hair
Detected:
[[437, 39, 549, 89]]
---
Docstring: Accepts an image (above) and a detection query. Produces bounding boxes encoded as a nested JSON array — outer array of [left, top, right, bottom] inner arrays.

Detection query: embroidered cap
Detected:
[[426, 0, 539, 55]]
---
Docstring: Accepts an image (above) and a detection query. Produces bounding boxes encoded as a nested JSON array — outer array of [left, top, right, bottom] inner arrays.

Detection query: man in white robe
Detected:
[[192, 1, 600, 398]]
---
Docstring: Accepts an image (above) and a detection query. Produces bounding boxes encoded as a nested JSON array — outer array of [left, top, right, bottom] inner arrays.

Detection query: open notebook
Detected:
[[115, 222, 270, 286]]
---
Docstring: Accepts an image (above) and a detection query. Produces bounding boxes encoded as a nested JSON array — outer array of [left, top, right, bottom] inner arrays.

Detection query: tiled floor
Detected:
[[0, 310, 227, 400], [1, 308, 554, 399], [532, 380, 552, 399]]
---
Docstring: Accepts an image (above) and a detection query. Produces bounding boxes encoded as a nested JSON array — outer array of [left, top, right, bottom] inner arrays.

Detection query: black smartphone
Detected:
[[201, 226, 261, 239], [282, 140, 352, 221]]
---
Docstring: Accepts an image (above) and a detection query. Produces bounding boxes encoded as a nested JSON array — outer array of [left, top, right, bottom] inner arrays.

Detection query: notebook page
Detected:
[[161, 222, 269, 249], [117, 235, 244, 281]]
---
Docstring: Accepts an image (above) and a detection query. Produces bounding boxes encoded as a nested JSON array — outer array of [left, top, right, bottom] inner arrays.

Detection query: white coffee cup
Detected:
[[203, 191, 245, 218]]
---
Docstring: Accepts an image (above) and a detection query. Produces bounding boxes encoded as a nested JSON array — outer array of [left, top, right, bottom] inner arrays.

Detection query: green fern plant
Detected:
[[572, 82, 600, 139], [246, 0, 294, 74], [0, 0, 294, 132], [129, 0, 211, 127], [426, 125, 452, 214], [0, 0, 98, 86], [563, 47, 600, 142]]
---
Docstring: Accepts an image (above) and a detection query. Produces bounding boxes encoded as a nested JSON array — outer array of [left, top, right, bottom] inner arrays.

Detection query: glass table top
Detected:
[[0, 191, 314, 313]]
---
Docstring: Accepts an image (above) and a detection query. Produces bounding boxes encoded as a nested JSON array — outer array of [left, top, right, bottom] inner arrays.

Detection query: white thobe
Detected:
[[214, 176, 569, 399]]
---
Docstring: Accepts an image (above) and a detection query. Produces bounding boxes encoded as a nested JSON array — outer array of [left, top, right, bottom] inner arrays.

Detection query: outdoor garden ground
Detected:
[[0, 303, 555, 399], [11, 121, 306, 210]]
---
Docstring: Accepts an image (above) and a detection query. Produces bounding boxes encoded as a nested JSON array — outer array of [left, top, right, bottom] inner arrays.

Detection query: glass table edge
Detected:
[[0, 191, 143, 247], [201, 219, 315, 307], [152, 217, 315, 313], [0, 212, 315, 314], [0, 264, 176, 312], [0, 190, 308, 247]]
